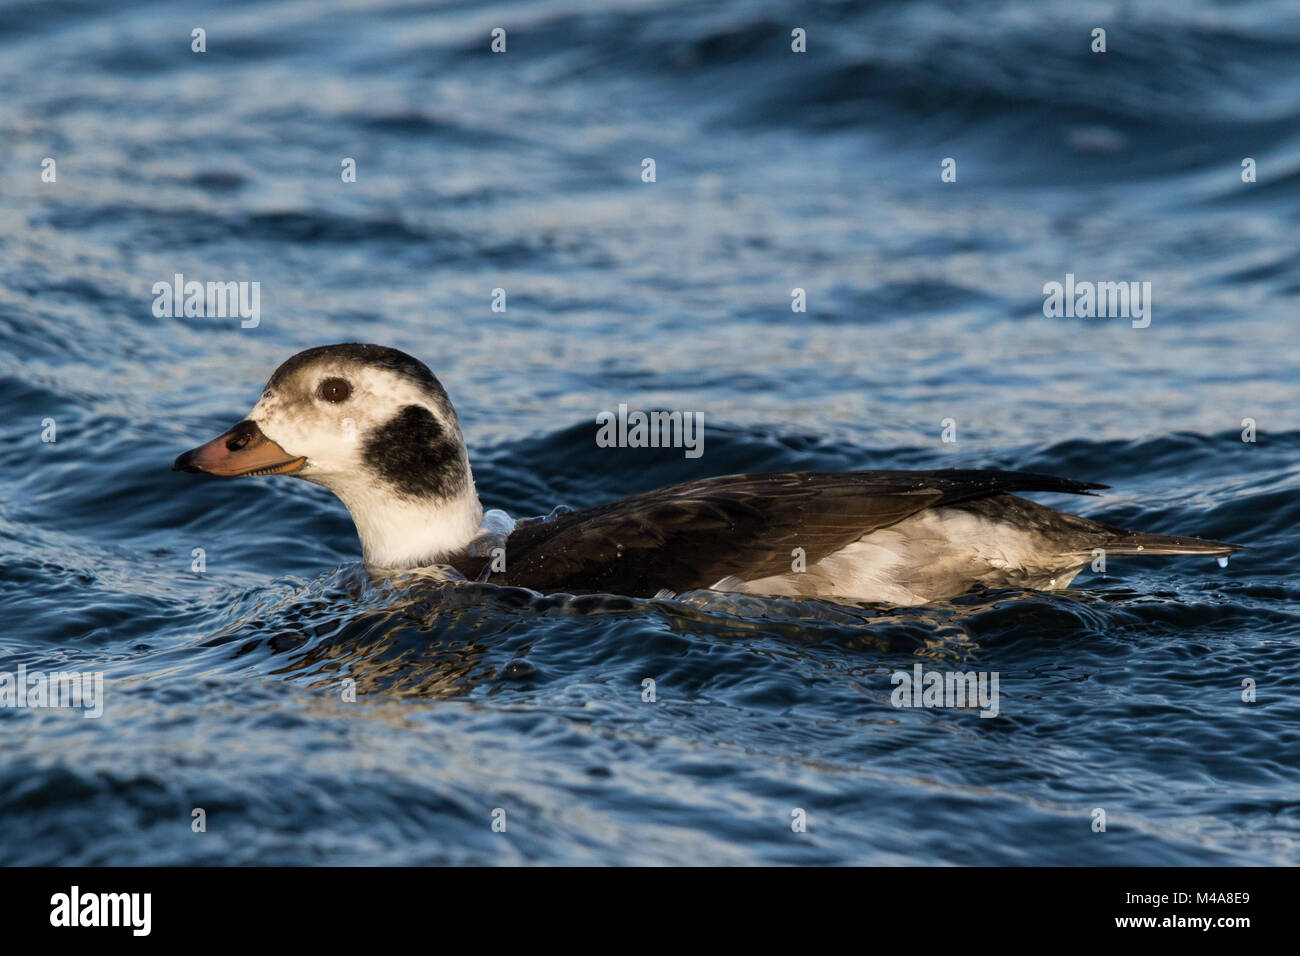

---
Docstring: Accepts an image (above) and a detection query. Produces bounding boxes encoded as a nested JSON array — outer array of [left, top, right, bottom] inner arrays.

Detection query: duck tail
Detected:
[[1097, 530, 1242, 558]]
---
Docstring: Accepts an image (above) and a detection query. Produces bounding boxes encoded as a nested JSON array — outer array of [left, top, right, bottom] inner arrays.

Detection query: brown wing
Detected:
[[471, 469, 1105, 597]]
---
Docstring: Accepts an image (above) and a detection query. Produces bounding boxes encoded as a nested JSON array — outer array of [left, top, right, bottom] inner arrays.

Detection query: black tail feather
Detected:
[[1098, 531, 1241, 557]]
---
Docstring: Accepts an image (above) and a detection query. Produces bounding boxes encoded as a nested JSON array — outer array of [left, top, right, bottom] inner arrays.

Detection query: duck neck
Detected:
[[327, 477, 485, 569]]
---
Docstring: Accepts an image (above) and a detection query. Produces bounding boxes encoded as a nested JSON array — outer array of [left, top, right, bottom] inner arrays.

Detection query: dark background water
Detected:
[[2, 0, 1299, 865]]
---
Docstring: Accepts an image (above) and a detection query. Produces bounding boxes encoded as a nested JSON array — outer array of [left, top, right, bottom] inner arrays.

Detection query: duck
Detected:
[[173, 343, 1239, 606]]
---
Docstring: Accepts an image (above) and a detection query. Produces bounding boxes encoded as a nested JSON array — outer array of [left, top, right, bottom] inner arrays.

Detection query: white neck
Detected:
[[315, 474, 485, 569]]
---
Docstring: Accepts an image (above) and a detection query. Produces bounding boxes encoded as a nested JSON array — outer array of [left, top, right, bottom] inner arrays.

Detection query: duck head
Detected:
[[173, 343, 484, 568]]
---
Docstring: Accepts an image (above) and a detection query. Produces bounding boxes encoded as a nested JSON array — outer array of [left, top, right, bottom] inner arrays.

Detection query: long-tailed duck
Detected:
[[173, 344, 1239, 606]]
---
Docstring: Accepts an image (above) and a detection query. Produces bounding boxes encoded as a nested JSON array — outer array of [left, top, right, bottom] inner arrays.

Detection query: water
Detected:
[[2, 0, 1299, 865]]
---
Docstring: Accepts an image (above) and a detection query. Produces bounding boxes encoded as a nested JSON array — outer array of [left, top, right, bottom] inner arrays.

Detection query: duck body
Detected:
[[449, 470, 1232, 605], [174, 344, 1239, 607]]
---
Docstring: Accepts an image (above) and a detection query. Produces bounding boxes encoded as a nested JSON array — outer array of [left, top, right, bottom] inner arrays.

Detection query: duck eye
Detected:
[[316, 377, 351, 403]]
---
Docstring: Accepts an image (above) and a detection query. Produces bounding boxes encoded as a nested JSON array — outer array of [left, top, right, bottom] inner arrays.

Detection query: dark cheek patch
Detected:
[[363, 404, 466, 500]]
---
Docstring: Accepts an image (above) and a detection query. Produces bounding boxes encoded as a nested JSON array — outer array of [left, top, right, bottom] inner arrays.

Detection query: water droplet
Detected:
[[499, 660, 537, 680], [1217, 556, 1230, 568]]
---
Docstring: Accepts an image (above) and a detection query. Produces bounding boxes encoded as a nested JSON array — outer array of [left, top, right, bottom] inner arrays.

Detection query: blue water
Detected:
[[2, 0, 1299, 865]]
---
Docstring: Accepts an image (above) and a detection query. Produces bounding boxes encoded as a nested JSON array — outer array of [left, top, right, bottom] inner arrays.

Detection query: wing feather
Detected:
[[476, 469, 1104, 596]]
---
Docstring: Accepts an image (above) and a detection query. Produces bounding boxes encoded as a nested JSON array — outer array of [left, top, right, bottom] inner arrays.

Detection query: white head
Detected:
[[174, 344, 483, 568]]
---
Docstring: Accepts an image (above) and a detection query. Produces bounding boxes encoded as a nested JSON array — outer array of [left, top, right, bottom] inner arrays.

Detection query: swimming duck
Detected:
[[173, 343, 1239, 606]]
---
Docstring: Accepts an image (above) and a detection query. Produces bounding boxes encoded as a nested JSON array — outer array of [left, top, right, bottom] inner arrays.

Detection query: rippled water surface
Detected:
[[2, 0, 1299, 865]]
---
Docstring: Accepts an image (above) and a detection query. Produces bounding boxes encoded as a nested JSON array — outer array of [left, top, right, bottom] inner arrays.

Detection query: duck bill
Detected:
[[172, 420, 306, 477]]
